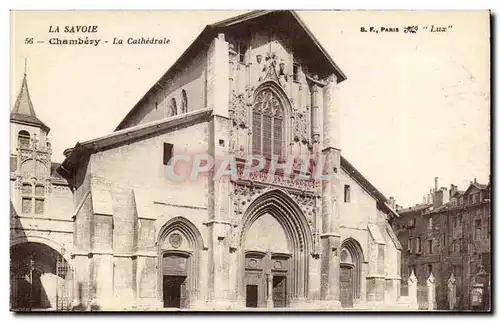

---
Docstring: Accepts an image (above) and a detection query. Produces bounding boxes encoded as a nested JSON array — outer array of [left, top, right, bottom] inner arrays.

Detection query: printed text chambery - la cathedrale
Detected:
[[47, 36, 170, 46], [113, 37, 170, 45]]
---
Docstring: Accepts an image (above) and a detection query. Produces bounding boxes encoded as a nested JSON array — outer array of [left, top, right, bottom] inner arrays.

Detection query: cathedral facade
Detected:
[[10, 11, 403, 311]]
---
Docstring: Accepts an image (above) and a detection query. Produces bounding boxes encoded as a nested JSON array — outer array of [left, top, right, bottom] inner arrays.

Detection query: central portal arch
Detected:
[[238, 189, 312, 308]]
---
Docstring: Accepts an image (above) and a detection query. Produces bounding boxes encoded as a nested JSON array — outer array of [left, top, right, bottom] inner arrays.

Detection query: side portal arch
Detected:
[[157, 216, 203, 309]]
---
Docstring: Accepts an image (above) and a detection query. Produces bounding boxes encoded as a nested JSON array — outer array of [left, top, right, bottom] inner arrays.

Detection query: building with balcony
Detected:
[[393, 177, 491, 310]]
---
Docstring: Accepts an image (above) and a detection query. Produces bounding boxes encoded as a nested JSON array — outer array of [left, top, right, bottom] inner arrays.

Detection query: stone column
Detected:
[[427, 272, 436, 310], [408, 269, 418, 310], [309, 80, 321, 179], [318, 74, 342, 309], [311, 82, 321, 143], [206, 33, 232, 310], [447, 273, 456, 310], [266, 274, 274, 308]]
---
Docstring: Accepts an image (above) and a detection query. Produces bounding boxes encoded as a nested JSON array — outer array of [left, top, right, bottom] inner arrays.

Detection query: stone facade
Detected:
[[11, 11, 404, 311], [394, 177, 491, 310]]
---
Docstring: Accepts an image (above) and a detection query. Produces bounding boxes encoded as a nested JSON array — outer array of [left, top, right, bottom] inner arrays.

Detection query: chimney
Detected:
[[450, 184, 457, 198], [423, 195, 427, 204], [442, 187, 449, 204], [434, 177, 439, 192], [474, 177, 477, 184]]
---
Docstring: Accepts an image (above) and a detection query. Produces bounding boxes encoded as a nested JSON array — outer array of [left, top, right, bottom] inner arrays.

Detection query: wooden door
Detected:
[[163, 276, 187, 308], [179, 277, 188, 309], [246, 285, 258, 308], [272, 276, 286, 307], [245, 271, 264, 308], [340, 265, 353, 308]]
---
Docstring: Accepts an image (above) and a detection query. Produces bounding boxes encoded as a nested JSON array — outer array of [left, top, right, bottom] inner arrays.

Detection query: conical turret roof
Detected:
[[10, 73, 50, 132]]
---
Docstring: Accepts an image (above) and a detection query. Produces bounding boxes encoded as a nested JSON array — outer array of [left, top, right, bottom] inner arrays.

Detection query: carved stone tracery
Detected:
[[292, 106, 310, 144], [231, 91, 248, 128], [231, 180, 317, 230]]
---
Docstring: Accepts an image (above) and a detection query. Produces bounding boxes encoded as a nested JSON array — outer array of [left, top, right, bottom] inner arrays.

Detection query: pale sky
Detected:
[[10, 10, 490, 208]]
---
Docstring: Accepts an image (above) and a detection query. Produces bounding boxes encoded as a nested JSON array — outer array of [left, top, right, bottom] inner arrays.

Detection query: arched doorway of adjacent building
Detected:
[[157, 217, 203, 309], [339, 238, 363, 308], [10, 242, 71, 311], [238, 189, 312, 308]]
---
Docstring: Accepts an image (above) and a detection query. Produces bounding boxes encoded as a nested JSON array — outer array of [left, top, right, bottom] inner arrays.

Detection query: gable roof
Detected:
[[211, 10, 346, 81], [463, 181, 489, 195], [115, 10, 347, 131], [340, 156, 399, 217], [10, 73, 50, 132]]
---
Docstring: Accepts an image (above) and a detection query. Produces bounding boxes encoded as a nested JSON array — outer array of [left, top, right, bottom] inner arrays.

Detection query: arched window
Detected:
[[18, 130, 30, 148], [251, 89, 284, 159], [168, 98, 177, 117], [181, 90, 188, 114]]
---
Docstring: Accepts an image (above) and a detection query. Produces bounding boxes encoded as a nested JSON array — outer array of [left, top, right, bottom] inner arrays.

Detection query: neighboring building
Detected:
[[10, 10, 403, 311], [393, 177, 491, 310]]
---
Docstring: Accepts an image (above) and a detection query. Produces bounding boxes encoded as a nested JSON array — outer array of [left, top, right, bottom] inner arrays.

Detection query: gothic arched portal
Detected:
[[238, 189, 312, 308], [339, 238, 364, 308], [157, 217, 204, 309]]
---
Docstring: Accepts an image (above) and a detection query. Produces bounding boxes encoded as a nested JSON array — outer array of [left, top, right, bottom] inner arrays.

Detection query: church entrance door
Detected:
[[340, 265, 354, 308], [246, 284, 259, 307], [162, 253, 189, 309], [272, 275, 286, 308], [163, 275, 187, 308]]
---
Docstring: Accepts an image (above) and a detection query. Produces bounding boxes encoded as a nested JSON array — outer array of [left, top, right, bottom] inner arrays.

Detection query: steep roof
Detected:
[[115, 10, 347, 131], [10, 73, 50, 132], [463, 181, 489, 195], [340, 157, 399, 217], [210, 10, 346, 81]]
